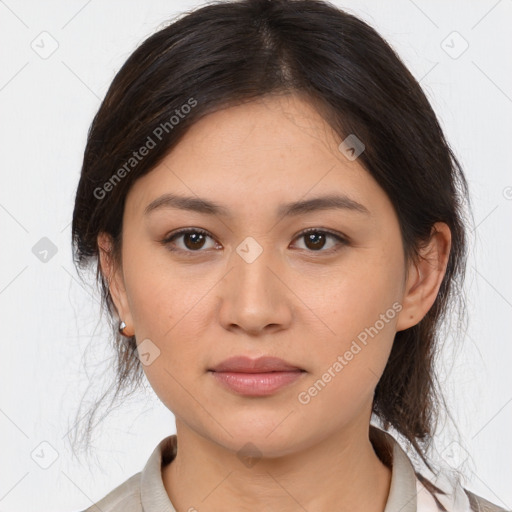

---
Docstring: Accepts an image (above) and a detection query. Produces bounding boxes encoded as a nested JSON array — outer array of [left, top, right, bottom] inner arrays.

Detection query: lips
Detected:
[[208, 356, 305, 396], [209, 356, 304, 373]]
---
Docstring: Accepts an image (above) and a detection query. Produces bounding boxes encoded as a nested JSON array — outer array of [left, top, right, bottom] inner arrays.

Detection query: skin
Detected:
[[98, 93, 451, 512]]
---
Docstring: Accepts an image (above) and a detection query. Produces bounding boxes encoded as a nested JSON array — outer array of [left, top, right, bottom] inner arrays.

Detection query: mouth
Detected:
[[208, 356, 306, 396]]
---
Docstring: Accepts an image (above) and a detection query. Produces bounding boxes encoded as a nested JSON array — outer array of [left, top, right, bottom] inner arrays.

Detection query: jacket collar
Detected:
[[140, 426, 419, 512]]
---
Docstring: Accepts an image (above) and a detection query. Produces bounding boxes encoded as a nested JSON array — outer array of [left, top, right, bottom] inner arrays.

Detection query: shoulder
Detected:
[[371, 426, 509, 512], [79, 471, 142, 512], [75, 434, 177, 512], [464, 488, 511, 512]]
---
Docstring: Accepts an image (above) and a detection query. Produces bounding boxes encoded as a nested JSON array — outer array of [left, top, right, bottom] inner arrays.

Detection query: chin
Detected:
[[200, 412, 311, 458]]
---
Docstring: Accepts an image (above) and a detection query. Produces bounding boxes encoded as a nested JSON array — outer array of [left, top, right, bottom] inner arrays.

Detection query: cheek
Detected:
[[301, 250, 403, 385], [310, 251, 402, 335], [120, 251, 208, 394], [293, 274, 399, 429], [126, 268, 207, 415], [124, 241, 214, 339]]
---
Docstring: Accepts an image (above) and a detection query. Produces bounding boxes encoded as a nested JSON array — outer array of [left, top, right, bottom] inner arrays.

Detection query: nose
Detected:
[[217, 241, 293, 336]]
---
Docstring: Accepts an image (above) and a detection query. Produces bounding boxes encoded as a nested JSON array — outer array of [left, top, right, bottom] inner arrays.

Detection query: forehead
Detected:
[[180, 94, 340, 159], [125, 94, 394, 223]]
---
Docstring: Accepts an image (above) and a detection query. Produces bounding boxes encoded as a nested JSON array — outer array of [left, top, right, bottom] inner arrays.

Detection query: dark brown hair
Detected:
[[70, 0, 471, 494]]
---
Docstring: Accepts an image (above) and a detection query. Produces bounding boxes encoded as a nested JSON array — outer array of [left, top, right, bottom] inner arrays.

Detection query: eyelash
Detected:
[[161, 227, 349, 256]]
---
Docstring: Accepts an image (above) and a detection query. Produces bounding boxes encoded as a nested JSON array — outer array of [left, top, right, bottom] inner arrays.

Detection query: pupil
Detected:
[[305, 232, 325, 250], [185, 232, 205, 250]]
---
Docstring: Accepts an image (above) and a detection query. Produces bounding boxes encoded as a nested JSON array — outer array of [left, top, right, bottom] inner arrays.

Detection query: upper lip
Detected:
[[209, 356, 304, 373]]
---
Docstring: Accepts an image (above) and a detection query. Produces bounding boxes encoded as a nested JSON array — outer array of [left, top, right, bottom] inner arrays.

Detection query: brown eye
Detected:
[[182, 231, 207, 250], [293, 229, 348, 253], [163, 228, 218, 253], [304, 232, 327, 250]]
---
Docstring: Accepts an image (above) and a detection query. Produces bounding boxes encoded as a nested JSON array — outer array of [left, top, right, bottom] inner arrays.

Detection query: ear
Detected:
[[97, 232, 135, 337], [395, 222, 452, 332]]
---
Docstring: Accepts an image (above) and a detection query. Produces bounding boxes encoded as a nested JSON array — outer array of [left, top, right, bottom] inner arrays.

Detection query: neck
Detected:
[[162, 420, 392, 512]]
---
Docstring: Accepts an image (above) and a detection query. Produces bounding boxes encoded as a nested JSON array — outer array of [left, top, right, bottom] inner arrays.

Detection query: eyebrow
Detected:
[[144, 192, 370, 218]]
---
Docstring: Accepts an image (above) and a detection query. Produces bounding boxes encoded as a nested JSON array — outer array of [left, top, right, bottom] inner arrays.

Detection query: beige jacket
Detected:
[[80, 427, 509, 512]]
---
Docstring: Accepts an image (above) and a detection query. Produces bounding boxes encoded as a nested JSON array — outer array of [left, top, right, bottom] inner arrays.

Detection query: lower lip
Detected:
[[210, 370, 304, 396]]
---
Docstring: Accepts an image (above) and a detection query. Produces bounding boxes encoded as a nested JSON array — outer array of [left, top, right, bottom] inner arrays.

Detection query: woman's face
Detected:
[[103, 94, 432, 456]]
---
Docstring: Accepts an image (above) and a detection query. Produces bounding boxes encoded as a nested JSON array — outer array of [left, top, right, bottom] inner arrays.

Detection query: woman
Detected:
[[71, 0, 508, 510]]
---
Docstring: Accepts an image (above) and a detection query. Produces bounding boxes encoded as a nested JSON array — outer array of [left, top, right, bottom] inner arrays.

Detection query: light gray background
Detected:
[[1, 1, 511, 510]]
